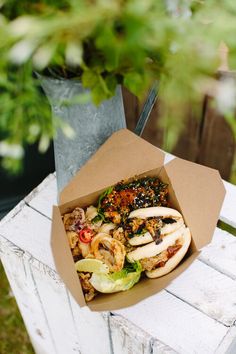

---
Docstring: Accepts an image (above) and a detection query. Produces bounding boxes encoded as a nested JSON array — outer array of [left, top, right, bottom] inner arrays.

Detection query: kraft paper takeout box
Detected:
[[51, 129, 225, 311]]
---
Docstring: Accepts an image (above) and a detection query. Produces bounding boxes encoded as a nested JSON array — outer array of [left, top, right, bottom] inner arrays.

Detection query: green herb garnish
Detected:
[[97, 186, 113, 209]]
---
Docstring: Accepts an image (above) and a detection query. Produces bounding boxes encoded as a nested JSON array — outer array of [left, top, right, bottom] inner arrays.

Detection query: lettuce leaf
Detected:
[[90, 261, 142, 293]]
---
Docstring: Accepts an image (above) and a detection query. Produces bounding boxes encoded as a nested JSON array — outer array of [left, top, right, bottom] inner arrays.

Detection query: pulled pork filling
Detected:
[[140, 244, 182, 271], [124, 217, 165, 244], [124, 217, 162, 237]]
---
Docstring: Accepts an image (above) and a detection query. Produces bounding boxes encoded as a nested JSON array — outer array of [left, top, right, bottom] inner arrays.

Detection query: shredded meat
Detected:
[[140, 244, 182, 271], [145, 218, 162, 237], [130, 218, 144, 233], [113, 227, 126, 244], [79, 273, 97, 302], [140, 252, 168, 271], [124, 217, 162, 242]]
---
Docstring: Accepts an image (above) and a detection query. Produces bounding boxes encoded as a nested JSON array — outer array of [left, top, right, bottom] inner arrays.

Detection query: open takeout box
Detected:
[[51, 129, 225, 311]]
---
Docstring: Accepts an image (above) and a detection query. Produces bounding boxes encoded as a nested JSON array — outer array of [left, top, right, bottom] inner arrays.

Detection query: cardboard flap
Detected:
[[60, 129, 165, 204], [51, 206, 86, 307], [164, 158, 225, 249]]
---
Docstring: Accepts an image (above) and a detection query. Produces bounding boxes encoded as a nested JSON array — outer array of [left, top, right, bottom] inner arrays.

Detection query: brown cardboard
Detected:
[[164, 158, 225, 249], [51, 129, 225, 311], [60, 129, 165, 205]]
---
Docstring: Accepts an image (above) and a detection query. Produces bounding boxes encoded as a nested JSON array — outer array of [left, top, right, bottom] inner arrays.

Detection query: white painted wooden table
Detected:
[[1, 155, 236, 354]]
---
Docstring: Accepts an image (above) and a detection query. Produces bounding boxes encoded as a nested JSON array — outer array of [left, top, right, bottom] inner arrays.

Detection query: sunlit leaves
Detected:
[[65, 42, 83, 68], [1, 0, 236, 172]]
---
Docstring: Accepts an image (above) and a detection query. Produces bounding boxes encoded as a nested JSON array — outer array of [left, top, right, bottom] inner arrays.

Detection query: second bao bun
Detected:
[[145, 227, 191, 278], [127, 207, 192, 278]]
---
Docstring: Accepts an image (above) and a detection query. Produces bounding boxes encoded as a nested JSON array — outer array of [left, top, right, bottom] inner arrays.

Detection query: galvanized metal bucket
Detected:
[[38, 75, 126, 193]]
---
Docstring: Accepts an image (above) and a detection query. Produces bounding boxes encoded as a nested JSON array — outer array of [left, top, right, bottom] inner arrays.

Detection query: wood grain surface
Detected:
[[123, 90, 236, 181]]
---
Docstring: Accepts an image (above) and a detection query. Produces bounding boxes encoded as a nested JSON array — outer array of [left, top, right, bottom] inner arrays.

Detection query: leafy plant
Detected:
[[1, 0, 236, 172]]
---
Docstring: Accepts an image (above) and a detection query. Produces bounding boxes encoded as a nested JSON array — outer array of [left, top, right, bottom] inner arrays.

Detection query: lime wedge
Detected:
[[75, 259, 109, 274]]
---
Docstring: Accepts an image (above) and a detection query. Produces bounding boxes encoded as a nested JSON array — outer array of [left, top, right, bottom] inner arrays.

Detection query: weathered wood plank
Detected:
[[0, 205, 56, 271], [221, 180, 236, 228], [166, 259, 236, 326], [172, 107, 201, 163], [141, 99, 164, 149], [138, 93, 235, 182], [110, 314, 177, 354], [215, 326, 236, 354], [196, 100, 235, 181], [25, 173, 57, 219], [68, 294, 112, 354], [0, 239, 56, 354], [28, 261, 81, 354], [115, 290, 228, 354], [152, 340, 179, 354], [0, 236, 112, 354], [199, 227, 236, 280], [0, 199, 26, 225], [122, 87, 139, 131]]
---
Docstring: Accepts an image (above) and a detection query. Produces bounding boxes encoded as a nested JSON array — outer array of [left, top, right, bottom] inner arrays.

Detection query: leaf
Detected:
[[124, 72, 145, 97], [0, 141, 24, 158], [9, 39, 38, 65], [8, 15, 38, 36], [2, 156, 23, 175], [33, 43, 56, 70], [65, 42, 83, 68], [38, 134, 50, 153], [110, 261, 142, 281], [105, 75, 117, 94], [91, 84, 107, 105], [82, 70, 99, 88], [90, 260, 142, 293]]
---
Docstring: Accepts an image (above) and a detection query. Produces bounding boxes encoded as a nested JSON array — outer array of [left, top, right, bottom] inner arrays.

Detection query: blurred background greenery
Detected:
[[0, 0, 236, 173]]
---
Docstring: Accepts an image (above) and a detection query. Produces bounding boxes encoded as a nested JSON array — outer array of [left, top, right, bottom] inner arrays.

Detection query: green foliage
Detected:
[[0, 62, 52, 173], [110, 260, 142, 281], [0, 0, 236, 172]]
